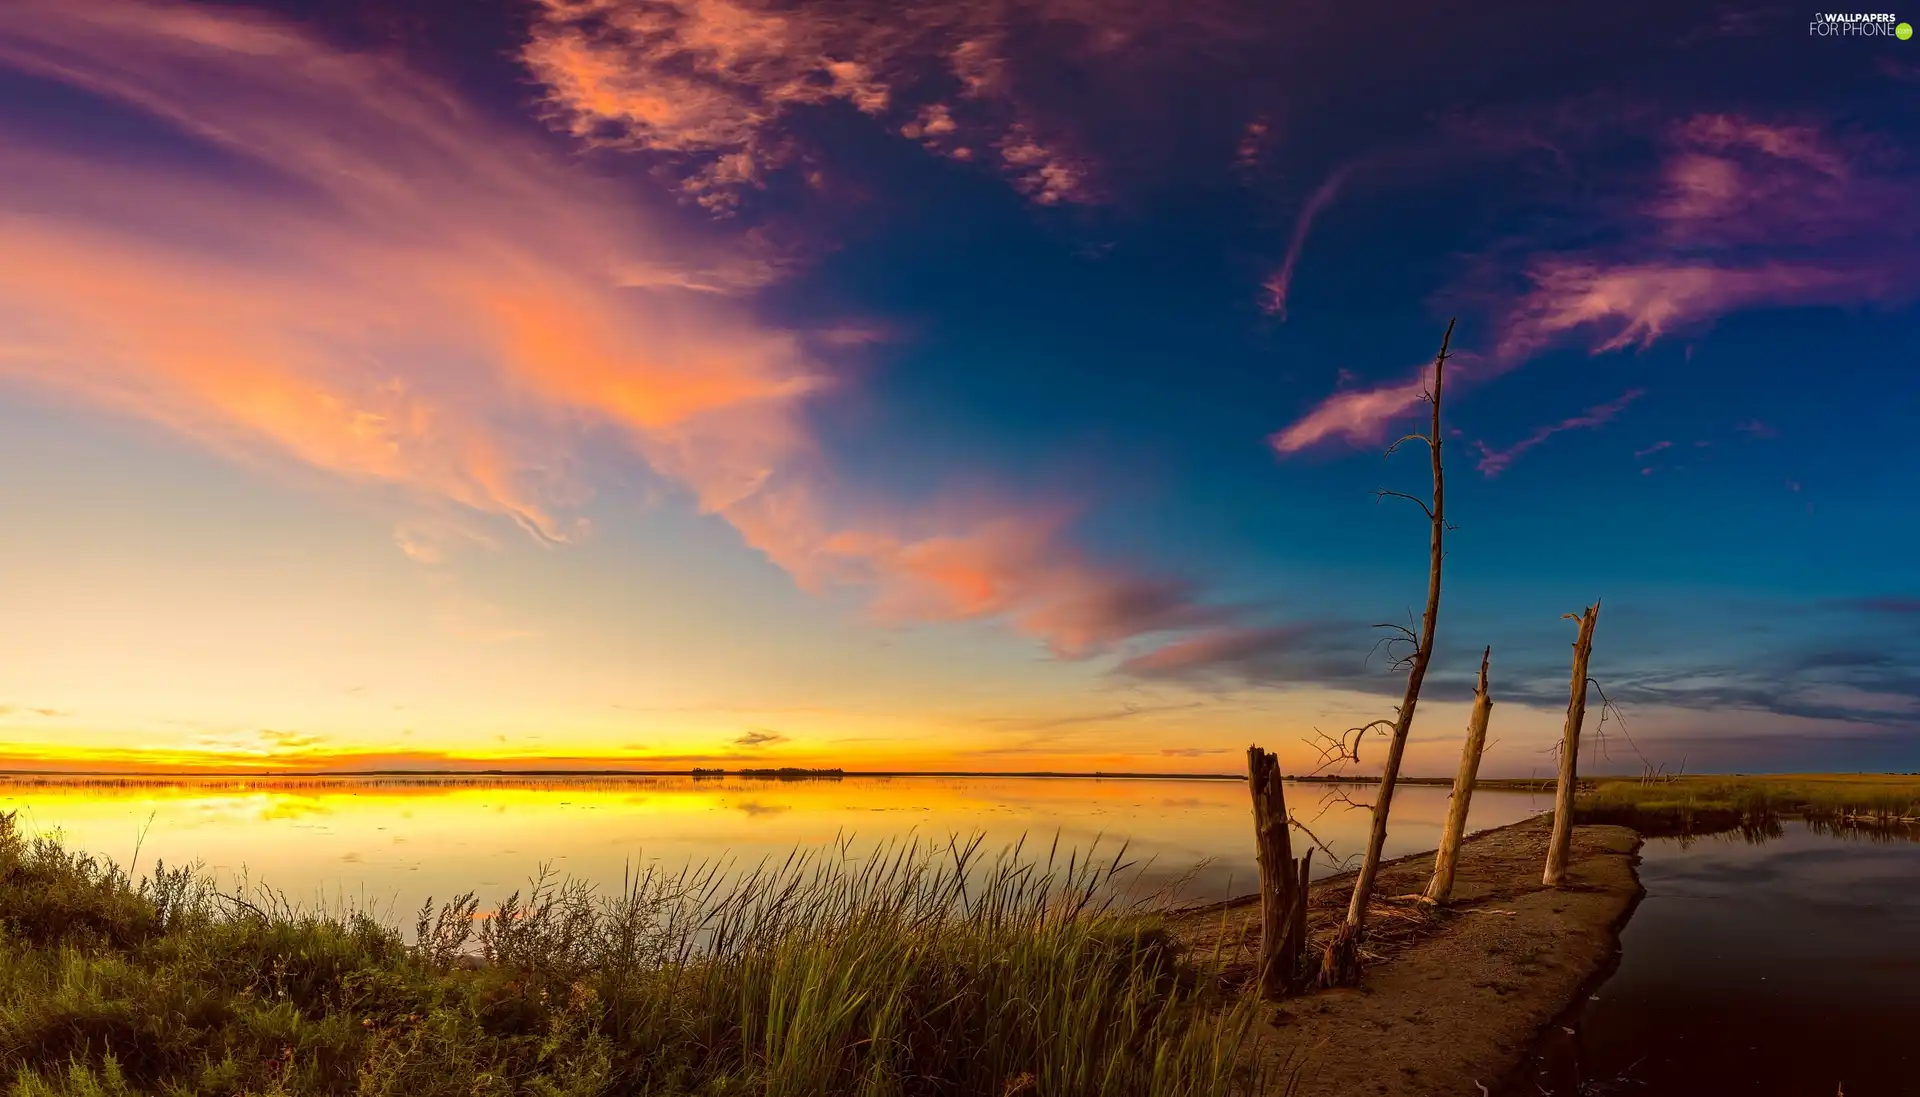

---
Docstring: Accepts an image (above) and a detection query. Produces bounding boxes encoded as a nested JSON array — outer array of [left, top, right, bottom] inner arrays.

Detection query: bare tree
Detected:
[[1543, 601, 1601, 887], [1316, 319, 1455, 988], [1247, 746, 1312, 998], [1425, 645, 1492, 904]]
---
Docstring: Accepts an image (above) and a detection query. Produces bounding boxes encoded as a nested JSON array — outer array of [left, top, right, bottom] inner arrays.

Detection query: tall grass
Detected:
[[1576, 774, 1920, 835], [0, 815, 1262, 1097]]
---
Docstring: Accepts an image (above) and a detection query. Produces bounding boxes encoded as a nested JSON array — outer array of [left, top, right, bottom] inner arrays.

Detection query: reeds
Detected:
[[1575, 775, 1920, 837], [0, 815, 1262, 1096]]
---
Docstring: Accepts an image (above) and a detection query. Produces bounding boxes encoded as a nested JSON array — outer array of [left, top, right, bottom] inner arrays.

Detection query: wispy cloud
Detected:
[[1497, 113, 1910, 359], [1234, 118, 1271, 169], [519, 0, 1219, 211], [972, 701, 1206, 732], [1116, 624, 1317, 682], [1498, 260, 1870, 359], [0, 0, 1220, 661], [1840, 596, 1920, 615], [1260, 164, 1351, 320], [1473, 388, 1645, 477], [736, 493, 1227, 656], [734, 729, 789, 747], [1268, 367, 1432, 454], [1269, 110, 1917, 456], [0, 0, 814, 548]]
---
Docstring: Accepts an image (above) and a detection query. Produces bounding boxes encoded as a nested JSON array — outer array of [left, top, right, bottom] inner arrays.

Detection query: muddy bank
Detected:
[[1165, 815, 1642, 1096]]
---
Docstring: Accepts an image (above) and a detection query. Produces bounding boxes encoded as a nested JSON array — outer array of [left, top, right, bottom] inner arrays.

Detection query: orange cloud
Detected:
[[0, 0, 1212, 660], [0, 0, 813, 549], [1268, 367, 1431, 453], [723, 487, 1219, 655], [518, 0, 1168, 210]]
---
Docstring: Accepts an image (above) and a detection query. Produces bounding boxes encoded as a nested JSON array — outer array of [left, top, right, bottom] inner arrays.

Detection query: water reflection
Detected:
[[0, 774, 1547, 924], [1802, 814, 1920, 845], [1507, 818, 1920, 1097]]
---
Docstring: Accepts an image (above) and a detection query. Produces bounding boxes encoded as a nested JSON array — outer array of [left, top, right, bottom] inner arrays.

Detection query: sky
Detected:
[[0, 0, 1916, 777]]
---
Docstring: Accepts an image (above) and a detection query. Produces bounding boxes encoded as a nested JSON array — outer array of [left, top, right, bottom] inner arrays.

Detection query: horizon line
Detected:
[[0, 767, 1247, 781]]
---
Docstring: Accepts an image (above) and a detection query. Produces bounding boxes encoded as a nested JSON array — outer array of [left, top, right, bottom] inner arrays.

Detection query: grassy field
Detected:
[[1574, 773, 1920, 834], [0, 815, 1262, 1097]]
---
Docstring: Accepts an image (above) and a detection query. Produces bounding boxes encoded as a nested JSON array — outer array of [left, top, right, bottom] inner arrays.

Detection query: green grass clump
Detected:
[[0, 814, 1259, 1097]]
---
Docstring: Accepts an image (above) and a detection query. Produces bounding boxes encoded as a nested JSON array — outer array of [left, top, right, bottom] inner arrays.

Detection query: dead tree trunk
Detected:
[[1318, 319, 1455, 988], [1248, 745, 1312, 998], [1543, 601, 1601, 887], [1426, 646, 1492, 903]]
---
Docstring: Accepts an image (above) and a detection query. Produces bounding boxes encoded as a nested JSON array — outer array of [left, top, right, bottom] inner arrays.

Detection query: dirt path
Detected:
[[1164, 816, 1642, 1097]]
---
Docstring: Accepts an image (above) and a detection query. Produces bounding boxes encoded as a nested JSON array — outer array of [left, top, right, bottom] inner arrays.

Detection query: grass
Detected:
[[1574, 774, 1920, 835], [0, 814, 1263, 1097]]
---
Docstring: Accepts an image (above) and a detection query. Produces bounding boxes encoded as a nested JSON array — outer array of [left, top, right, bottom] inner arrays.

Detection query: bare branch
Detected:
[[1364, 620, 1420, 673], [1384, 432, 1433, 457], [1286, 812, 1357, 872], [1371, 622, 1418, 644], [1586, 676, 1646, 771], [1373, 488, 1435, 521], [1305, 718, 1396, 774]]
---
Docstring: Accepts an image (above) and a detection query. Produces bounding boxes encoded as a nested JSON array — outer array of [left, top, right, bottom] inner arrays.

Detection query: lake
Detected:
[[1508, 819, 1920, 1097], [0, 774, 1549, 923]]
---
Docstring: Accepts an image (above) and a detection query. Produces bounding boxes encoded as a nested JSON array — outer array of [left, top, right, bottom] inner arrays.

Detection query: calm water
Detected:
[[0, 775, 1547, 922], [1512, 820, 1920, 1097]]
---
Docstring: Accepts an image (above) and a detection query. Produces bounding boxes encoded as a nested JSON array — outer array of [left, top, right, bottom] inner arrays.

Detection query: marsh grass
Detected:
[[0, 815, 1263, 1097], [1575, 774, 1920, 836]]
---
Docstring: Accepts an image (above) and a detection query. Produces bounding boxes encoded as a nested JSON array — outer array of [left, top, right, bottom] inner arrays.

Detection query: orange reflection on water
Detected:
[[0, 775, 1548, 920]]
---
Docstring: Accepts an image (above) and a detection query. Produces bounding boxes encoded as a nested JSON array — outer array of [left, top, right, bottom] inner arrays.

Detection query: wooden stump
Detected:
[[1427, 646, 1493, 903], [1248, 745, 1310, 998], [1544, 602, 1601, 887]]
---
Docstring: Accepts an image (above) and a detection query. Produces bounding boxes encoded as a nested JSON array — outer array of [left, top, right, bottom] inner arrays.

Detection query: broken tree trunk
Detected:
[[1543, 601, 1601, 887], [1426, 645, 1493, 903], [1318, 319, 1455, 988], [1248, 745, 1312, 998]]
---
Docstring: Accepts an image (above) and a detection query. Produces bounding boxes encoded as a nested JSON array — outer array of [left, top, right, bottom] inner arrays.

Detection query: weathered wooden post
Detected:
[[1544, 602, 1601, 887], [1426, 646, 1493, 903], [1247, 745, 1311, 998]]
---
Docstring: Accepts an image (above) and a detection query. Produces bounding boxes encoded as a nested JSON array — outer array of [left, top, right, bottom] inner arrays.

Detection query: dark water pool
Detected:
[[1508, 820, 1920, 1096]]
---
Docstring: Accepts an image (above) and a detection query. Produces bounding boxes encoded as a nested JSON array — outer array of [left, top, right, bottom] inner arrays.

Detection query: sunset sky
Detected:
[[1, 0, 1915, 776]]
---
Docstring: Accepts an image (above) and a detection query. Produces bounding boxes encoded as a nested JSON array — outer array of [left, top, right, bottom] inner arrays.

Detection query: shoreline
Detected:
[[1164, 815, 1643, 1096]]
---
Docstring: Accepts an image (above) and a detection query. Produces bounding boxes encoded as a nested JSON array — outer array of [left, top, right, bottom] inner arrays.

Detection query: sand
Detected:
[[1164, 816, 1643, 1096]]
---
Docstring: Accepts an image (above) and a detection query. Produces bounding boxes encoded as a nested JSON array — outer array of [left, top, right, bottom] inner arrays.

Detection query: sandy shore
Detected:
[[1164, 816, 1643, 1096]]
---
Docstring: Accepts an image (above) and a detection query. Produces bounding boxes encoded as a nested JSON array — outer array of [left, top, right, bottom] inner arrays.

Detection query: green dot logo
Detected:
[[1900, 21, 1914, 39]]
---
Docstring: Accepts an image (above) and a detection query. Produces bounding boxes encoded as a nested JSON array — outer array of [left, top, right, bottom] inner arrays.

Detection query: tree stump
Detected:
[[1247, 745, 1311, 998], [1427, 646, 1493, 903], [1544, 601, 1601, 887]]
